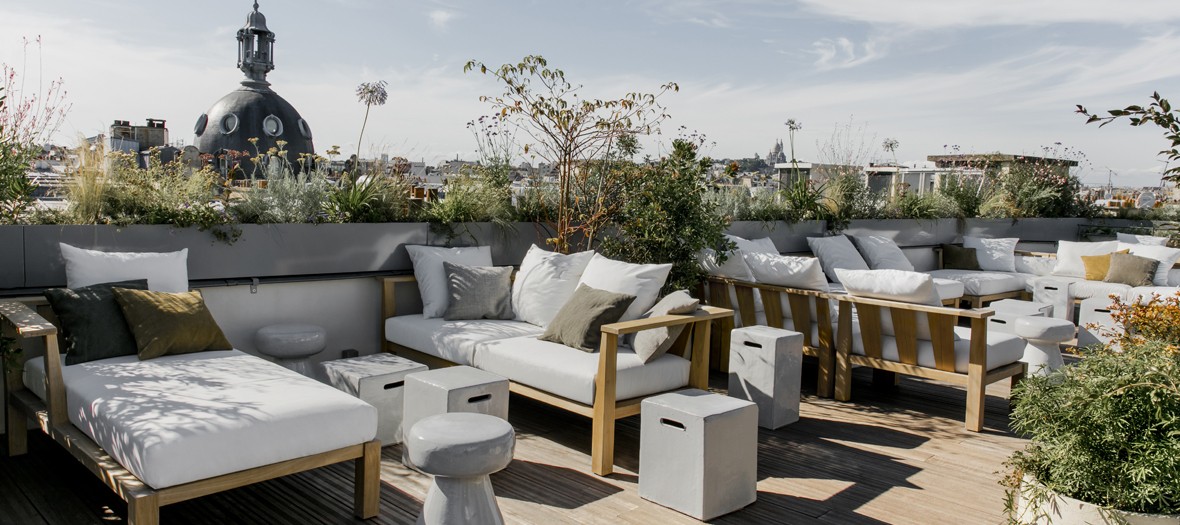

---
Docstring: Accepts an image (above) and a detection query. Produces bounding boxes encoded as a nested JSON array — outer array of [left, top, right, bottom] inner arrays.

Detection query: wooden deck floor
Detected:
[[0, 366, 1027, 524]]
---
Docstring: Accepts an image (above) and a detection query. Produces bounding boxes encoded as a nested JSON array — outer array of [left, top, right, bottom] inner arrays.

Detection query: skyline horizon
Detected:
[[4, 1, 1180, 188]]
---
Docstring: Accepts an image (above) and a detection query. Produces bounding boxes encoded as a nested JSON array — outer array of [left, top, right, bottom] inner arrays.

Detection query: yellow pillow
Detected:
[[112, 288, 233, 360], [1081, 249, 1130, 281]]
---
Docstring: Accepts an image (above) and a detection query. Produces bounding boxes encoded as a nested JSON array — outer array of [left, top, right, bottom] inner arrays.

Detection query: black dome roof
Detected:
[[193, 85, 315, 174]]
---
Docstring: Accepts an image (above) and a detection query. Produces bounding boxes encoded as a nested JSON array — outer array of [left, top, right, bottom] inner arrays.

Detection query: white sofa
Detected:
[[2, 302, 382, 524], [379, 275, 728, 476]]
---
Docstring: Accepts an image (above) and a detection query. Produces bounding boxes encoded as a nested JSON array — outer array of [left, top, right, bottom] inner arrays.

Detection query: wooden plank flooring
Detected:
[[0, 366, 1027, 524]]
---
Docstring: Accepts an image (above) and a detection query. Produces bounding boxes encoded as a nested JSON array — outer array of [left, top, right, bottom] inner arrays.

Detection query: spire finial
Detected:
[[253, 1, 259, 11]]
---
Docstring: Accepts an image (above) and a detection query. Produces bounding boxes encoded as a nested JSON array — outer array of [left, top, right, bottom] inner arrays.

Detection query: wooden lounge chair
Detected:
[[1, 301, 382, 525]]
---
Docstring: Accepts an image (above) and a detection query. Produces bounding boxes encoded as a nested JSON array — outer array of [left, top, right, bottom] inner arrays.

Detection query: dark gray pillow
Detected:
[[941, 244, 982, 271], [1103, 252, 1159, 287], [539, 284, 635, 352], [442, 262, 514, 321], [631, 290, 700, 364], [43, 279, 149, 365]]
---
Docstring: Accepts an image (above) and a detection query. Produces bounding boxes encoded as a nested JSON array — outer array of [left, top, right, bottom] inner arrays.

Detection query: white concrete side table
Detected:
[[1077, 296, 1117, 348], [1015, 316, 1074, 377], [406, 412, 515, 525], [254, 323, 326, 377], [728, 325, 803, 429], [640, 389, 757, 521], [988, 299, 1054, 335], [322, 353, 428, 446], [402, 366, 509, 467], [1032, 278, 1075, 321]]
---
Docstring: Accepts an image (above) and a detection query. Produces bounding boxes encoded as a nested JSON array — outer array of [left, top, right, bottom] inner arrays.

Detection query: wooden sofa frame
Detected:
[[1, 301, 381, 525], [379, 275, 731, 477], [830, 294, 1027, 432], [704, 276, 836, 397]]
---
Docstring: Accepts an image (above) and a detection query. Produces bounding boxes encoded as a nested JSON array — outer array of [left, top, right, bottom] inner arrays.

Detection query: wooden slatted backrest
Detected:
[[786, 293, 813, 347], [758, 288, 784, 329], [927, 312, 958, 372], [890, 308, 920, 365], [733, 284, 758, 328], [835, 294, 974, 372]]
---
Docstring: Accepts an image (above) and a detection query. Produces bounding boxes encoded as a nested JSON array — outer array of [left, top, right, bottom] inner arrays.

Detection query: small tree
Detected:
[[1078, 92, 1180, 180], [464, 55, 677, 253]]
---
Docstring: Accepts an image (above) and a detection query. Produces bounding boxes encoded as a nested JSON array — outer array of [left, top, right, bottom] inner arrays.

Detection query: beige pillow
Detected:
[[1081, 249, 1129, 281], [1103, 253, 1159, 287], [631, 291, 700, 364], [539, 284, 635, 352]]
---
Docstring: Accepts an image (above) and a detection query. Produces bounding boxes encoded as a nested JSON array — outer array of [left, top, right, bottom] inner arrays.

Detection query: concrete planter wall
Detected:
[[844, 219, 959, 246], [726, 221, 826, 253], [1016, 477, 1179, 525]]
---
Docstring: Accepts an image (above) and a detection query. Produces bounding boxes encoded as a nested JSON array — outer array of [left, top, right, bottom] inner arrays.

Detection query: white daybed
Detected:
[[2, 301, 381, 525]]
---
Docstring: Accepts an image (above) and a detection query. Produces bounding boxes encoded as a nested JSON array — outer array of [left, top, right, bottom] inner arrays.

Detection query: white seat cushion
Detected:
[[849, 325, 1025, 374], [473, 336, 690, 405], [385, 315, 543, 366], [1129, 286, 1180, 302], [831, 279, 964, 301], [25, 350, 376, 489], [926, 269, 1026, 296], [1068, 280, 1132, 301]]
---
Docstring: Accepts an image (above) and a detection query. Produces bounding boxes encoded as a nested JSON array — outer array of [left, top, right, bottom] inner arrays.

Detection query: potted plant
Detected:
[[1003, 294, 1180, 524]]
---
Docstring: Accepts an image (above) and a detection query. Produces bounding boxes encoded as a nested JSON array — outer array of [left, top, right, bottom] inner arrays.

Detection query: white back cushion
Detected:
[[60, 243, 189, 293], [1015, 255, 1055, 276], [697, 248, 754, 281], [1052, 240, 1118, 278], [577, 254, 672, 322], [744, 252, 829, 291], [962, 236, 1018, 272], [512, 245, 595, 327], [1119, 242, 1180, 286], [406, 245, 493, 319], [834, 268, 956, 341], [1116, 232, 1168, 246], [725, 234, 778, 255], [807, 235, 869, 283], [850, 235, 914, 271]]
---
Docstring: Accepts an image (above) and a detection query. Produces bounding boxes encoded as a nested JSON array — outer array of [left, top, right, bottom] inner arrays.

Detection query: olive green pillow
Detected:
[[1103, 252, 1160, 287], [43, 279, 149, 365], [539, 284, 635, 352], [941, 244, 982, 271], [112, 288, 233, 360]]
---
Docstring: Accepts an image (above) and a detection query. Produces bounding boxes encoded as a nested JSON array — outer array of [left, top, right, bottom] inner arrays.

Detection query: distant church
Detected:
[[193, 2, 314, 175], [766, 140, 787, 165]]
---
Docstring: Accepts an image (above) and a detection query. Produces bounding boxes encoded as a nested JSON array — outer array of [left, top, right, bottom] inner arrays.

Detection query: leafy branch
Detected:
[[1077, 92, 1180, 180]]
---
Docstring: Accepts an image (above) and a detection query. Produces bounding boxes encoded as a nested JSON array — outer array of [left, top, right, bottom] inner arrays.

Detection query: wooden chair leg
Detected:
[[965, 318, 988, 432], [592, 333, 619, 476], [834, 303, 853, 402], [354, 440, 381, 519], [5, 407, 26, 456], [127, 493, 160, 525]]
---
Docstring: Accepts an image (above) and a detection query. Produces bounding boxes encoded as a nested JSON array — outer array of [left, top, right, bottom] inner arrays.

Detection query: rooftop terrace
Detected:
[[2, 367, 1024, 524]]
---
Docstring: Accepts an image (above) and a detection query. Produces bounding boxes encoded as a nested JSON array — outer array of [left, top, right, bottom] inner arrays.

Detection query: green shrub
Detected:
[[231, 165, 330, 224]]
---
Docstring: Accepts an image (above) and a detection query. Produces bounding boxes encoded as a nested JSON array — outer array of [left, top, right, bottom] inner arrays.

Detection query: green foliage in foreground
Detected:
[[1005, 341, 1180, 516]]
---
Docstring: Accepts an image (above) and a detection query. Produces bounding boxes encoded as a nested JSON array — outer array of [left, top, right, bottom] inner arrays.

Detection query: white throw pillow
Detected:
[[697, 248, 755, 281], [577, 254, 672, 322], [406, 245, 493, 319], [725, 234, 778, 255], [962, 236, 1018, 272], [850, 235, 914, 271], [1015, 255, 1055, 276], [60, 243, 189, 293], [1119, 242, 1180, 286], [743, 252, 829, 291], [806, 235, 869, 283], [834, 268, 957, 341], [1051, 240, 1118, 278], [512, 245, 595, 327], [1116, 232, 1169, 246]]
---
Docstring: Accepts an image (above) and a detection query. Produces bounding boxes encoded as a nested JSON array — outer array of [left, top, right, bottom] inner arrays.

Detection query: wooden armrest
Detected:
[[0, 301, 57, 337], [600, 306, 732, 336], [832, 294, 995, 319]]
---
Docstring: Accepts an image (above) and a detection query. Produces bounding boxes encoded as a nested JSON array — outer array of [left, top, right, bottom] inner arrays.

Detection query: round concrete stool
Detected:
[[406, 412, 515, 525], [254, 324, 326, 377], [1014, 316, 1074, 377]]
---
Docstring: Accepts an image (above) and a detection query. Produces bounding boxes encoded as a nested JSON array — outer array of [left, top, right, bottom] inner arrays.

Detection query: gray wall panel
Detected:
[[0, 227, 22, 288]]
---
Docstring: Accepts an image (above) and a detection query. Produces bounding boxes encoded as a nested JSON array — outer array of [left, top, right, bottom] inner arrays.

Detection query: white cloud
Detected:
[[796, 0, 1180, 29], [810, 36, 886, 71], [428, 9, 454, 29]]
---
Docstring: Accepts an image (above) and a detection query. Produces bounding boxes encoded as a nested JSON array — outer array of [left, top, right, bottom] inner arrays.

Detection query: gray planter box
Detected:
[[725, 221, 826, 254], [844, 219, 959, 247], [0, 227, 22, 289]]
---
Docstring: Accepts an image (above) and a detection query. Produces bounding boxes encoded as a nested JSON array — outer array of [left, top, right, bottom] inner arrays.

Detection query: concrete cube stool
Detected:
[[728, 325, 803, 429], [402, 366, 509, 466], [254, 323, 326, 377], [322, 353, 428, 446], [988, 299, 1054, 335], [1014, 316, 1074, 377], [405, 412, 515, 525], [640, 389, 757, 520], [1077, 296, 1117, 348], [1033, 278, 1074, 321]]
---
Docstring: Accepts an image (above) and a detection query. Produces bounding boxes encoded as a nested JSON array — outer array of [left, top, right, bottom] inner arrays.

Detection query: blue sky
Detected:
[[3, 0, 1180, 186]]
